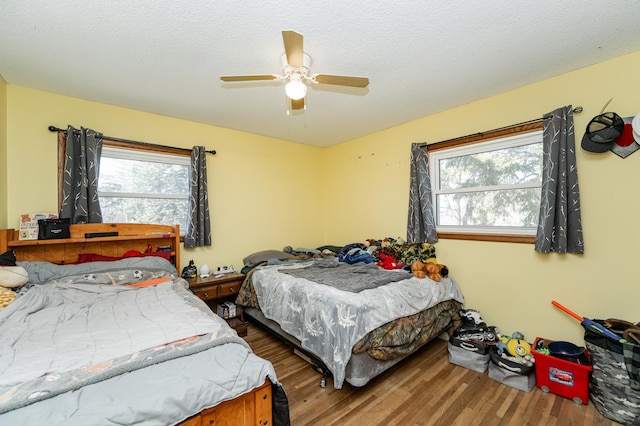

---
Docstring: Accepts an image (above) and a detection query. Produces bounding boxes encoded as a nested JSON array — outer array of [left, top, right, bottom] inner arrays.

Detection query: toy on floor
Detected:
[[452, 309, 499, 343], [496, 331, 534, 367]]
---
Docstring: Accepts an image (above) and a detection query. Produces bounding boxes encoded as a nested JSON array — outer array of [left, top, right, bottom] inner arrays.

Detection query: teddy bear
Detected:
[[411, 260, 449, 281]]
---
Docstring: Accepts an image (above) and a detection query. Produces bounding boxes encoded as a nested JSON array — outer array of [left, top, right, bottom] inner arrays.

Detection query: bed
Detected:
[[0, 223, 290, 426], [236, 246, 465, 389]]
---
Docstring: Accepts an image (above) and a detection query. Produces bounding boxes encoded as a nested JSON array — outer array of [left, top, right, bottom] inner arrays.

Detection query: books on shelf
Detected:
[[19, 212, 58, 240]]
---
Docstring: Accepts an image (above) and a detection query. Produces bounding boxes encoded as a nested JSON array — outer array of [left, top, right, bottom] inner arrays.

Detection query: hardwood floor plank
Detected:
[[243, 321, 620, 425]]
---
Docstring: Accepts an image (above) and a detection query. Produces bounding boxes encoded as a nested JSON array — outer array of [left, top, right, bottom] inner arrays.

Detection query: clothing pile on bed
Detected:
[[338, 238, 438, 268], [241, 238, 438, 272]]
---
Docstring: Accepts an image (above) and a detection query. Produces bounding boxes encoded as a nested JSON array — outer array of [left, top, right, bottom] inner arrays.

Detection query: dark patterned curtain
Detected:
[[59, 126, 103, 223], [184, 146, 211, 248], [407, 143, 438, 243], [535, 106, 584, 254]]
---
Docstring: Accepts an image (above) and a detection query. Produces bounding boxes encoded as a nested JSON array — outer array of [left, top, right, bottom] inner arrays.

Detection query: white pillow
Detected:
[[0, 266, 28, 288]]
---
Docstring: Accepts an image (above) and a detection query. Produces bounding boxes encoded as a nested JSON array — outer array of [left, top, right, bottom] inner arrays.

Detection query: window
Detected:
[[429, 127, 543, 241], [97, 146, 190, 231]]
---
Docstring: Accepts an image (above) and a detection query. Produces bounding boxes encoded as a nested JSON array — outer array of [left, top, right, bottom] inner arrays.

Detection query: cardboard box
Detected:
[[217, 301, 236, 319]]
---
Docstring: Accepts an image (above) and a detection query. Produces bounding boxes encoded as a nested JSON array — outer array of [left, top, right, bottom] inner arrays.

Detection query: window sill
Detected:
[[437, 232, 535, 244]]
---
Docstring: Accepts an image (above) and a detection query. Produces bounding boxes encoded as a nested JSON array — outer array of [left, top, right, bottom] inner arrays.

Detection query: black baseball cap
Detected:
[[581, 112, 624, 153]]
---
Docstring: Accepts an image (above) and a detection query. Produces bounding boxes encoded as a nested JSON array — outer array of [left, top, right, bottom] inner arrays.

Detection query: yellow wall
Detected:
[[324, 50, 640, 345], [0, 75, 7, 229], [4, 86, 325, 271], [4, 50, 640, 346]]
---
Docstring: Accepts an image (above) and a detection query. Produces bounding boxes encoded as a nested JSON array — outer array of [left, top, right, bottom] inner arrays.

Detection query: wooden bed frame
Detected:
[[0, 223, 181, 267], [0, 223, 275, 426]]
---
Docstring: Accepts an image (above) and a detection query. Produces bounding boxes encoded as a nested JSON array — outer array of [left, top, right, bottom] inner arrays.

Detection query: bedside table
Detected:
[[186, 272, 247, 337]]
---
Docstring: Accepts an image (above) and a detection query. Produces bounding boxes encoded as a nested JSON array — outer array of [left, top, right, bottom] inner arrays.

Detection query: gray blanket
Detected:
[[252, 261, 465, 388], [281, 262, 413, 292], [17, 256, 177, 285], [0, 276, 236, 414]]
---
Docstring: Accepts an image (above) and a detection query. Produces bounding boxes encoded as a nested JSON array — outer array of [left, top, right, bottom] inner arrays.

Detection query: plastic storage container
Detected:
[[532, 337, 592, 405]]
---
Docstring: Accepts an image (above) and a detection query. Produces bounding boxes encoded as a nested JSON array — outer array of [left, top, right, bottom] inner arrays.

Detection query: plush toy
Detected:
[[426, 263, 448, 281], [364, 239, 378, 248], [376, 253, 406, 270], [497, 332, 533, 358], [411, 261, 449, 281], [411, 260, 427, 278]]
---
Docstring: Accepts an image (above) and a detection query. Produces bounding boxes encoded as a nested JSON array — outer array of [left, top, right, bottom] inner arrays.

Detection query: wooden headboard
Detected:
[[0, 223, 180, 268]]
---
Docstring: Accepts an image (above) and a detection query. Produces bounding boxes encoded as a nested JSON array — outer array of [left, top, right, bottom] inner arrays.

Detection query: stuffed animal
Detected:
[[411, 260, 449, 281], [426, 263, 448, 281], [411, 260, 427, 278], [376, 253, 406, 270], [497, 332, 532, 358]]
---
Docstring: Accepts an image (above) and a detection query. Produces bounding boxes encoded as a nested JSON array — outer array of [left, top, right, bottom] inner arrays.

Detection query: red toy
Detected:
[[533, 337, 593, 405], [376, 253, 405, 270]]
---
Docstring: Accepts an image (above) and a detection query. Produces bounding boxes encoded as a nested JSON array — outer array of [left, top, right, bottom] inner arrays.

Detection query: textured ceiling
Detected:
[[2, 1, 640, 147]]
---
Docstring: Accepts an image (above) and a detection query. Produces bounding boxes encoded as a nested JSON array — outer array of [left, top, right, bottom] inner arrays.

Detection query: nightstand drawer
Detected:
[[192, 286, 217, 301], [218, 281, 240, 298]]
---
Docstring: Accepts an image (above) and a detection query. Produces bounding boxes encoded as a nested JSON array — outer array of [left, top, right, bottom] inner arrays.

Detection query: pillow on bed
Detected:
[[0, 265, 28, 288], [243, 249, 293, 266]]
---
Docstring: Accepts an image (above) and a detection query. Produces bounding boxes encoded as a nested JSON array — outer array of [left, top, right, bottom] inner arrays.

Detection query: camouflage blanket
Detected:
[[353, 299, 462, 360]]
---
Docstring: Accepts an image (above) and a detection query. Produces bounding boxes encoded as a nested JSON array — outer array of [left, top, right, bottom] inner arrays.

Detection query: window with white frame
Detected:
[[429, 130, 543, 236], [97, 146, 190, 231]]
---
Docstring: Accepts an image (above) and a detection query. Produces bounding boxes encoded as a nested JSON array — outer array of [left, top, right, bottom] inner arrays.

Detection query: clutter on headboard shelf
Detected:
[[0, 223, 180, 268]]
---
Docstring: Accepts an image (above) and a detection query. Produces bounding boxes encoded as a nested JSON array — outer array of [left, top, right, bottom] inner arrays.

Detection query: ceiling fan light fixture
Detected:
[[285, 76, 307, 100]]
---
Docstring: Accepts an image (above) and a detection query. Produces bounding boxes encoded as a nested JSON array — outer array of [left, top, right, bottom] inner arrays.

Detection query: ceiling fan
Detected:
[[220, 30, 369, 111]]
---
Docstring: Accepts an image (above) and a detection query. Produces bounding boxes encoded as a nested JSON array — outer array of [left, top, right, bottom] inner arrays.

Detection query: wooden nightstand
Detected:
[[186, 272, 247, 337]]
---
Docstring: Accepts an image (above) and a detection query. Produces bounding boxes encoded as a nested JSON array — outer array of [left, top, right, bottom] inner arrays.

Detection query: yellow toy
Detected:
[[498, 332, 532, 357]]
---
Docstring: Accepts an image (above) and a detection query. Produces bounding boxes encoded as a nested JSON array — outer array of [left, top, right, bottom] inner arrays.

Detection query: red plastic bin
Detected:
[[532, 337, 593, 405]]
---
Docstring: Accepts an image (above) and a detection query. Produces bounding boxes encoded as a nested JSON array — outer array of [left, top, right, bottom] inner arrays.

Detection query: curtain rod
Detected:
[[48, 126, 216, 155], [476, 105, 584, 134], [423, 106, 583, 147]]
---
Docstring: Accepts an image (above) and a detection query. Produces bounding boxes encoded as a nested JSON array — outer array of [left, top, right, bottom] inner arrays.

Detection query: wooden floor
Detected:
[[243, 321, 620, 426]]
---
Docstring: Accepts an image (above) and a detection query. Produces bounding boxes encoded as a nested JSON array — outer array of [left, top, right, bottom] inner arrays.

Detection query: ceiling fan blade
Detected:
[[314, 74, 369, 88], [282, 30, 303, 67], [220, 74, 278, 82], [291, 97, 305, 110]]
